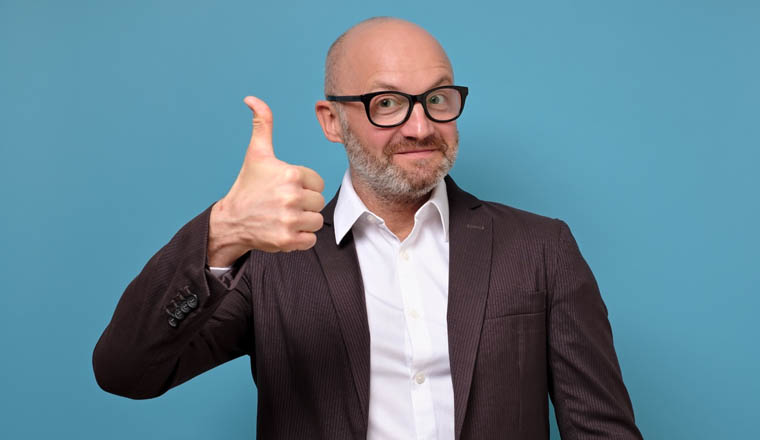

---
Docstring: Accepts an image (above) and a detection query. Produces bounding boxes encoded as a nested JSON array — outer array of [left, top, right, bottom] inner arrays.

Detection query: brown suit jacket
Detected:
[[93, 176, 642, 439]]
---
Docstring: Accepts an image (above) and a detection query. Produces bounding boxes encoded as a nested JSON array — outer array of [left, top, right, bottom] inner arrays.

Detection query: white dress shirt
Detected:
[[210, 170, 455, 440], [333, 171, 454, 440]]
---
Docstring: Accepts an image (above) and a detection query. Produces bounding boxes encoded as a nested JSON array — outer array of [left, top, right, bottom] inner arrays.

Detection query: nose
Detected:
[[398, 102, 435, 140]]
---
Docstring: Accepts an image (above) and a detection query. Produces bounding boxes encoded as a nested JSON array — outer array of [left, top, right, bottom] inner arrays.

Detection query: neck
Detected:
[[350, 171, 431, 242]]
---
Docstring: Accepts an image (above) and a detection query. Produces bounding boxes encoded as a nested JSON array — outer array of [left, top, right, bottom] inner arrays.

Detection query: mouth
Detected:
[[393, 148, 441, 159]]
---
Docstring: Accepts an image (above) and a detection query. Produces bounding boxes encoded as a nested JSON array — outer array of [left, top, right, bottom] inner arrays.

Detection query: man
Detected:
[[93, 17, 642, 439]]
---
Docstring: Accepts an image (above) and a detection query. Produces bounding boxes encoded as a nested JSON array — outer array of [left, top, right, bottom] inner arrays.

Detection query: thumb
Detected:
[[243, 96, 274, 158]]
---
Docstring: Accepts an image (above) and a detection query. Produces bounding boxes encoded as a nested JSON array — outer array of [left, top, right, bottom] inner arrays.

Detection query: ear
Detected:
[[315, 100, 344, 144]]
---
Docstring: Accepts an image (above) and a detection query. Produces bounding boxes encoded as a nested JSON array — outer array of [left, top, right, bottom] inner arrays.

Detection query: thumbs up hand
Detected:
[[208, 96, 325, 267]]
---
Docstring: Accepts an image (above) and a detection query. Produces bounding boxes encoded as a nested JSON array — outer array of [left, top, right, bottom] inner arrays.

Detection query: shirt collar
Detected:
[[333, 169, 450, 245]]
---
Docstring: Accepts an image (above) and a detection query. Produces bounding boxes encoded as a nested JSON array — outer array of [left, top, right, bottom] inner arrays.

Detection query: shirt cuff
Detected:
[[207, 266, 233, 278]]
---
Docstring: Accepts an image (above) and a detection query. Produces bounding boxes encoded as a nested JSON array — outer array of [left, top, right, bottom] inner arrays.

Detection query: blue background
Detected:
[[1, 0, 758, 438]]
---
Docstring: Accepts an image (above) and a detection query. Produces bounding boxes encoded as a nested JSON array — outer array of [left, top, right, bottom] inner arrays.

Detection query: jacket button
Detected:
[[180, 302, 190, 314], [168, 317, 178, 328], [173, 308, 185, 320], [186, 294, 198, 309]]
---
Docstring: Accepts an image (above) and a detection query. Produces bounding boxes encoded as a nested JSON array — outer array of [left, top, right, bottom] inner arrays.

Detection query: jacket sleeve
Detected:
[[92, 203, 255, 399], [548, 220, 643, 439]]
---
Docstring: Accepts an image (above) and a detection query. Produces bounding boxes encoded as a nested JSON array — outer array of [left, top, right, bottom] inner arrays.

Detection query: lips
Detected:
[[395, 148, 439, 154], [392, 149, 442, 161]]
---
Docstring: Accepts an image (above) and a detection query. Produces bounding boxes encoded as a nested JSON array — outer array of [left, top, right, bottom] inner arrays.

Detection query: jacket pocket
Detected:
[[484, 289, 546, 319]]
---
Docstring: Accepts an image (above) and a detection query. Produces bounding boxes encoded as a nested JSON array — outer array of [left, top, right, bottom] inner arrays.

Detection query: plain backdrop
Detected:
[[1, 1, 758, 438]]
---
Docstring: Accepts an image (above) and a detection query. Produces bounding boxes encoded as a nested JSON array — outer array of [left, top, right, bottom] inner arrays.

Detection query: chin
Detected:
[[399, 168, 446, 191]]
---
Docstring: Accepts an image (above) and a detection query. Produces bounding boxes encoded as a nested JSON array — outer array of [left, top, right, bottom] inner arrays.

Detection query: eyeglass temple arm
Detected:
[[325, 95, 363, 102]]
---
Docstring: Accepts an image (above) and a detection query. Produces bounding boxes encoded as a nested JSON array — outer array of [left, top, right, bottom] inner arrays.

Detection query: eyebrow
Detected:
[[368, 76, 454, 92]]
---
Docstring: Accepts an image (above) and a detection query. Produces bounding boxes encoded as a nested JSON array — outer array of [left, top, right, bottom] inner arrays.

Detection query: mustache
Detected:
[[385, 135, 448, 155]]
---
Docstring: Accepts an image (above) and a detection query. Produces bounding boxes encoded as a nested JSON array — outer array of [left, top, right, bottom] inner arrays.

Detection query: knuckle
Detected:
[[280, 192, 299, 208], [277, 186, 302, 207], [252, 119, 268, 131], [281, 212, 298, 228], [282, 166, 301, 183], [274, 231, 296, 249], [254, 112, 272, 125]]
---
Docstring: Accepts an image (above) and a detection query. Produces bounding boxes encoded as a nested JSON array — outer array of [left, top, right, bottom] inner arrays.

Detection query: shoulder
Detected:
[[480, 199, 567, 247], [445, 176, 565, 242], [480, 199, 557, 230]]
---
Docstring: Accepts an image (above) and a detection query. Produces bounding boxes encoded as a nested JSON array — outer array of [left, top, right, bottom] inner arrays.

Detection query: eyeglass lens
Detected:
[[369, 87, 463, 126]]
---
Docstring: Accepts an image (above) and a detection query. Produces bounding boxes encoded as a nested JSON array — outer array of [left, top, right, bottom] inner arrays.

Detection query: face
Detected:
[[331, 20, 461, 203], [338, 106, 458, 203]]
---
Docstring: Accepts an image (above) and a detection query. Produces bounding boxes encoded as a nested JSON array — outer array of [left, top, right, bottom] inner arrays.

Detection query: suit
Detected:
[[93, 176, 642, 439]]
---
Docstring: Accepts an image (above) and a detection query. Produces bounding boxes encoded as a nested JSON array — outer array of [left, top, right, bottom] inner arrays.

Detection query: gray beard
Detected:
[[340, 116, 458, 205]]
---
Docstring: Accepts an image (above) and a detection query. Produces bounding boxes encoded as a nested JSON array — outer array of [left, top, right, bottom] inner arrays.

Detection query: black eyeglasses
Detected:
[[326, 85, 468, 128]]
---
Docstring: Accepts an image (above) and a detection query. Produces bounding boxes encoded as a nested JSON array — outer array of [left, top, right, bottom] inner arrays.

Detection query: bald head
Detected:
[[324, 17, 453, 95]]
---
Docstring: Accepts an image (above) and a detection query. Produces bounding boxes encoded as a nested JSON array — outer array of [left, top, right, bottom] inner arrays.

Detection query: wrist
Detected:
[[208, 200, 248, 267]]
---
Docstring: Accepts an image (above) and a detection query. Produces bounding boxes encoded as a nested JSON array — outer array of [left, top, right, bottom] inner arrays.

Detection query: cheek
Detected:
[[439, 123, 459, 146], [364, 130, 397, 155], [346, 111, 396, 154]]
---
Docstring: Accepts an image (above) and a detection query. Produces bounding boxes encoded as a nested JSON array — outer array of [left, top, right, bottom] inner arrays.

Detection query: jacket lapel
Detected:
[[313, 195, 371, 430], [445, 176, 493, 440]]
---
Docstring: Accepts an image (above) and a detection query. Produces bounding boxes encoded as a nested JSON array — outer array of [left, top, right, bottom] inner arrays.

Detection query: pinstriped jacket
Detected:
[[93, 176, 642, 439]]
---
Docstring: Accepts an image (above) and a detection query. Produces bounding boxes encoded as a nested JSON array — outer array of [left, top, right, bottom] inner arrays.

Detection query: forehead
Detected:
[[338, 20, 453, 94]]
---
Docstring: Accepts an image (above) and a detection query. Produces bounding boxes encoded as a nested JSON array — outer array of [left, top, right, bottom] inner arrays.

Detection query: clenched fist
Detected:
[[207, 96, 325, 267]]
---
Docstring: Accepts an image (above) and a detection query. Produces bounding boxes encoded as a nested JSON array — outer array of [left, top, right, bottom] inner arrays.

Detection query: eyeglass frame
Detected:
[[325, 85, 469, 128]]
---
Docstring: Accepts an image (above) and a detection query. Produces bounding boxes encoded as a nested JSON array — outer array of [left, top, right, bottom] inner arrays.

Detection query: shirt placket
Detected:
[[397, 226, 439, 440]]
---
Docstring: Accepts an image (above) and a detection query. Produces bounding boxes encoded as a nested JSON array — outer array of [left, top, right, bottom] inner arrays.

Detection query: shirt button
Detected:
[[409, 309, 420, 320], [400, 250, 410, 261], [415, 372, 426, 384]]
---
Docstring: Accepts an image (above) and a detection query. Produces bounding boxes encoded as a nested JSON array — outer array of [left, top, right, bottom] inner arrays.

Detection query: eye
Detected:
[[428, 94, 446, 105], [378, 97, 400, 108]]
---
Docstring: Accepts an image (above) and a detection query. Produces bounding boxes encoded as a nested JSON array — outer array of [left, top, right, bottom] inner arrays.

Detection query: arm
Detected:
[[92, 96, 325, 399], [92, 204, 254, 399], [548, 220, 643, 439]]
